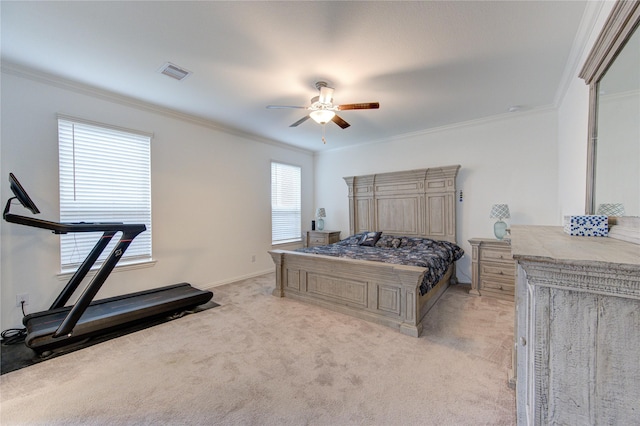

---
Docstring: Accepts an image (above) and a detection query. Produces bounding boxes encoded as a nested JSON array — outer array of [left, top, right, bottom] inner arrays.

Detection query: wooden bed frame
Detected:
[[269, 165, 460, 337]]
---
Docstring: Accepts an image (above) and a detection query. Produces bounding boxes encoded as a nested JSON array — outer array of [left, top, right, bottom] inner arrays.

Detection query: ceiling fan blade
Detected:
[[332, 114, 351, 129], [318, 86, 334, 104], [290, 115, 311, 127], [337, 102, 380, 111], [266, 105, 307, 109]]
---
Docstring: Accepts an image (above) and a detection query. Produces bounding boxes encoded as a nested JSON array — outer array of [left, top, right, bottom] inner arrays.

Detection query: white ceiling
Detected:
[[1, 1, 590, 153]]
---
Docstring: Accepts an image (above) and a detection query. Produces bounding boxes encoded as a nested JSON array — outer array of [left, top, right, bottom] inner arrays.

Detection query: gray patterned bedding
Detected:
[[296, 232, 464, 295]]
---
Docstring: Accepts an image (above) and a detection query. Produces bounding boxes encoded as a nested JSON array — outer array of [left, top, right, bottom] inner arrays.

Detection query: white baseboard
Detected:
[[203, 269, 274, 290]]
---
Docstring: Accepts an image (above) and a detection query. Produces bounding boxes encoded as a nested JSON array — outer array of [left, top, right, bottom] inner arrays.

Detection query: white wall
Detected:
[[557, 74, 590, 218], [314, 109, 560, 283], [557, 1, 615, 218], [0, 70, 314, 329]]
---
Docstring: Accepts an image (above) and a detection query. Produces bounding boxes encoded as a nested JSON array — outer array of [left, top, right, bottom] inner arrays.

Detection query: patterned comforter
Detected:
[[296, 232, 464, 295]]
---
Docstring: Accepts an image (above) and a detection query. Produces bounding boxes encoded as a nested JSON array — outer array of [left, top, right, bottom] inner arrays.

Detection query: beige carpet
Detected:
[[1, 273, 515, 425]]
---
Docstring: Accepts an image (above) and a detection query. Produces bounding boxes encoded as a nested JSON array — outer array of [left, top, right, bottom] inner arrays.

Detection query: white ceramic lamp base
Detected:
[[494, 220, 508, 240]]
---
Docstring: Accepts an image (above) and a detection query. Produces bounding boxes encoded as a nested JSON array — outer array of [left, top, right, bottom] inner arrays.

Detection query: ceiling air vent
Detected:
[[157, 62, 192, 81]]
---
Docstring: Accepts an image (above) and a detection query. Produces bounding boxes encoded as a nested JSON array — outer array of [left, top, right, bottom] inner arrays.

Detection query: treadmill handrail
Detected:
[[4, 197, 146, 234], [4, 213, 145, 234]]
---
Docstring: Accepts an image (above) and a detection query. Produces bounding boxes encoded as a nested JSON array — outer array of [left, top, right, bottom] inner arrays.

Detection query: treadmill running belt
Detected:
[[24, 283, 213, 353]]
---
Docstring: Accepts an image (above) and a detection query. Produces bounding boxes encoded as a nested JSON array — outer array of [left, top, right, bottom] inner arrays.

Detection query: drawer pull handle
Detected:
[[520, 337, 527, 346]]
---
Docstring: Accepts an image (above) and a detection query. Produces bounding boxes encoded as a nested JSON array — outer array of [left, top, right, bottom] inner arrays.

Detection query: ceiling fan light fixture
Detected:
[[310, 110, 335, 124], [318, 86, 334, 104]]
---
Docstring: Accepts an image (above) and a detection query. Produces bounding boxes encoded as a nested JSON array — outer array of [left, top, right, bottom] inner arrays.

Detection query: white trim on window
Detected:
[[58, 117, 152, 272], [271, 161, 301, 244]]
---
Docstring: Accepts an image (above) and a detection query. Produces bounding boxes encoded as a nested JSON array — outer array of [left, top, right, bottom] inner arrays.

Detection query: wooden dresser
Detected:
[[306, 230, 340, 247], [468, 238, 515, 300], [511, 225, 640, 425]]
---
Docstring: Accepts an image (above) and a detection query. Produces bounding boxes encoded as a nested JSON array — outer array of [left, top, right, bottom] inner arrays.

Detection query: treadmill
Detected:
[[3, 173, 213, 354]]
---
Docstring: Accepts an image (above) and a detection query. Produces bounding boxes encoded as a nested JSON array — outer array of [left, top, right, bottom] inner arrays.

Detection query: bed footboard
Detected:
[[269, 249, 450, 337]]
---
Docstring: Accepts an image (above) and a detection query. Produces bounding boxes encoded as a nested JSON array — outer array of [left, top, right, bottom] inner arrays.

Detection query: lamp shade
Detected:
[[310, 110, 335, 124], [596, 203, 625, 216], [490, 204, 510, 220], [316, 208, 326, 218]]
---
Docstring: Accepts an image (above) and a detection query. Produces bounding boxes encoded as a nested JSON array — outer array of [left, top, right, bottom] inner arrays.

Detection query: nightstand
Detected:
[[306, 230, 341, 247], [469, 238, 515, 301]]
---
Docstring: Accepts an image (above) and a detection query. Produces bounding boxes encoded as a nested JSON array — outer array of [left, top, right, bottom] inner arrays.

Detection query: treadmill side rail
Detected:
[[52, 228, 145, 338], [50, 231, 117, 310]]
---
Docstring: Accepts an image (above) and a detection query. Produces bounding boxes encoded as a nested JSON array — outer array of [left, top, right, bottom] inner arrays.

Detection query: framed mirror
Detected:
[[580, 0, 640, 244], [579, 1, 640, 242]]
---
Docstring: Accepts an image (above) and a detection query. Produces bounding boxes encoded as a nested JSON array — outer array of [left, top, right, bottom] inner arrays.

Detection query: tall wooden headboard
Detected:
[[343, 165, 460, 243]]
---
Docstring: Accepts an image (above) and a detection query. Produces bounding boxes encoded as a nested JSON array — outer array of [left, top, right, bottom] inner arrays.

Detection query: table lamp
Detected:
[[490, 204, 510, 240], [316, 208, 326, 231], [596, 203, 625, 216]]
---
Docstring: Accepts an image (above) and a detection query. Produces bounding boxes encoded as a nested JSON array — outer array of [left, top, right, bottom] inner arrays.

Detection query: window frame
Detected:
[[57, 115, 153, 273], [271, 161, 302, 245]]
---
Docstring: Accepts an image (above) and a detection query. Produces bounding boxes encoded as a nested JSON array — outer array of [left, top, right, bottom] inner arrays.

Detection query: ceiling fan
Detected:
[[266, 81, 380, 130]]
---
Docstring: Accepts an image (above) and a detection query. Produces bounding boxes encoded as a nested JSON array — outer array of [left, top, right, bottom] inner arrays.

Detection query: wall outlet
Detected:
[[16, 293, 29, 307]]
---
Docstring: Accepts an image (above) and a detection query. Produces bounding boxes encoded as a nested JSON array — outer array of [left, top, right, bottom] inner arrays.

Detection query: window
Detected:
[[271, 162, 301, 244], [58, 116, 152, 272]]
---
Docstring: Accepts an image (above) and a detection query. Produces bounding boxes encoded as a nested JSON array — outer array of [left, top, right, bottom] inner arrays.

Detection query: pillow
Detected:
[[359, 231, 382, 247], [374, 234, 401, 248], [341, 233, 366, 246]]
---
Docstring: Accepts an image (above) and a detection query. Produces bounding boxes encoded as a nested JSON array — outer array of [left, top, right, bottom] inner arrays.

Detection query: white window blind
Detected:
[[58, 117, 152, 271], [271, 162, 301, 244]]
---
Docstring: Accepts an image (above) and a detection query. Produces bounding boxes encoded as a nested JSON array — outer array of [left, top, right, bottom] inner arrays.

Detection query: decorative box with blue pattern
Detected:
[[563, 215, 608, 236]]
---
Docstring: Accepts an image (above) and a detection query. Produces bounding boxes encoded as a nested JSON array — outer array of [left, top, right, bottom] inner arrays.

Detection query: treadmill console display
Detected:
[[8, 173, 40, 214]]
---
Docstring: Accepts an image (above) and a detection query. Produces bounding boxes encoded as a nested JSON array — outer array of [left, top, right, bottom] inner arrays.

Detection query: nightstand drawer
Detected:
[[310, 236, 327, 244], [469, 238, 516, 300], [480, 276, 515, 292], [480, 262, 515, 298], [480, 286, 515, 301], [480, 248, 513, 263], [306, 230, 341, 247], [480, 263, 515, 278]]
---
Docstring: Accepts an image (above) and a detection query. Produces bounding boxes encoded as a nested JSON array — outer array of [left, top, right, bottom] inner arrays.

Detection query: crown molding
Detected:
[[554, 0, 608, 107], [323, 104, 556, 154], [1, 61, 313, 156]]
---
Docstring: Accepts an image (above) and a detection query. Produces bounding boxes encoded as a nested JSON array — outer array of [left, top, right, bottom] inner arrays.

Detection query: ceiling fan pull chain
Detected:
[[322, 124, 327, 144]]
